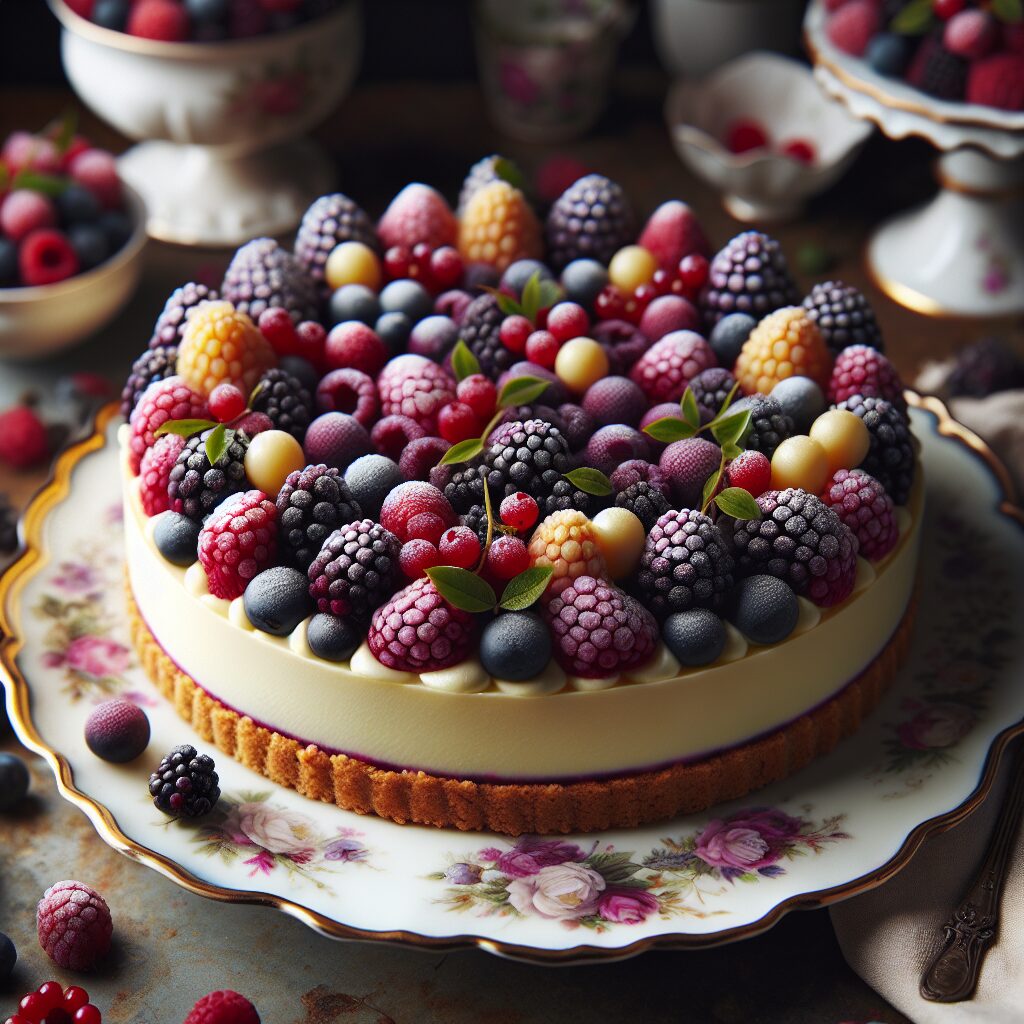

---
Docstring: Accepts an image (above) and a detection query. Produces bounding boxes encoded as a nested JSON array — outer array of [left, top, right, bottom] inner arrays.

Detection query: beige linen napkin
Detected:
[[831, 374, 1024, 1024]]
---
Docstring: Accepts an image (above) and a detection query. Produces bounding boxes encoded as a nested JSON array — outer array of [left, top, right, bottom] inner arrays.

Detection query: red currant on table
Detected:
[[74, 1008, 102, 1024], [456, 374, 497, 420], [499, 314, 532, 354], [726, 117, 769, 154], [499, 491, 539, 532], [62, 989, 89, 1014], [486, 535, 530, 579], [780, 138, 816, 165], [932, 0, 965, 19], [594, 283, 626, 321], [524, 330, 560, 369], [429, 246, 463, 290], [438, 525, 481, 569], [384, 245, 411, 279], [9, 982, 102, 1024], [438, 401, 482, 443], [545, 301, 590, 343], [209, 383, 246, 423]]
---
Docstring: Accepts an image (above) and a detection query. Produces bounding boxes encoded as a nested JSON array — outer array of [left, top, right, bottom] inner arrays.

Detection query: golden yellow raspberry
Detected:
[[527, 509, 607, 595], [458, 181, 541, 273], [735, 306, 833, 396], [176, 300, 276, 398]]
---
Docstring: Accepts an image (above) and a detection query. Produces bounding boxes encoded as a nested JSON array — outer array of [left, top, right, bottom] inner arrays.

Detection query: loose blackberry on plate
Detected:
[[150, 744, 220, 818], [276, 464, 362, 571]]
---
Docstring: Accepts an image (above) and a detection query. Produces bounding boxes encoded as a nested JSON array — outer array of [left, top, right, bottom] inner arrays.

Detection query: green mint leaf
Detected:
[[702, 468, 722, 510], [153, 418, 218, 439], [681, 387, 701, 430], [521, 271, 542, 324], [797, 242, 836, 277], [48, 109, 78, 155], [494, 292, 522, 318], [714, 487, 761, 521], [717, 381, 740, 419], [498, 375, 550, 409], [204, 424, 232, 467], [643, 417, 695, 444], [992, 0, 1023, 22], [891, 0, 934, 34], [499, 567, 554, 611], [710, 408, 751, 448], [451, 339, 481, 383], [721, 441, 742, 460], [425, 566, 497, 613], [438, 437, 484, 467], [562, 466, 613, 497], [10, 170, 68, 196], [536, 278, 563, 313], [494, 156, 526, 190]]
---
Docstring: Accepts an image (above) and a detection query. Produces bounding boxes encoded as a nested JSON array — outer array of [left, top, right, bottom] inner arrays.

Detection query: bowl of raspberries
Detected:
[[48, 0, 361, 247], [0, 121, 146, 359]]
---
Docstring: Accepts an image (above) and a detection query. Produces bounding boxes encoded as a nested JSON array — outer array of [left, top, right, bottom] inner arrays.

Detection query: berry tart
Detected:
[[121, 162, 922, 835]]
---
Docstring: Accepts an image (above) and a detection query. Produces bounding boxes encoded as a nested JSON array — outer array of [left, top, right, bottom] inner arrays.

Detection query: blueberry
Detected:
[[68, 223, 110, 271], [98, 210, 133, 250], [344, 454, 404, 519], [186, 0, 227, 20], [278, 355, 319, 396], [408, 315, 457, 360], [56, 183, 101, 224], [479, 611, 552, 681], [153, 512, 201, 566], [730, 575, 799, 645], [663, 608, 726, 667], [243, 566, 313, 636], [560, 258, 608, 311], [307, 612, 362, 662], [866, 33, 908, 78], [771, 376, 826, 432], [709, 313, 756, 367], [379, 279, 433, 322], [0, 238, 17, 286], [93, 0, 130, 28], [0, 932, 15, 984], [375, 311, 412, 353], [0, 752, 29, 811], [329, 283, 380, 326], [500, 259, 553, 297]]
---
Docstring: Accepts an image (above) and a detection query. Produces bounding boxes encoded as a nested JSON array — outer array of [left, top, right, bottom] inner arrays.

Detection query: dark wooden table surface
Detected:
[[3, 69, 1020, 1022]]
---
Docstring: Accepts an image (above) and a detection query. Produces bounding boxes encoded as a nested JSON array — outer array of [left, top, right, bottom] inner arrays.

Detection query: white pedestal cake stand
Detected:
[[804, 1, 1024, 318]]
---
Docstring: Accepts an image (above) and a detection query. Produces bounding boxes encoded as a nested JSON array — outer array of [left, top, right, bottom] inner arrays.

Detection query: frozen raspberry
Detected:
[[19, 228, 79, 286], [324, 322, 388, 376], [629, 330, 717, 403], [543, 576, 657, 678], [377, 354, 456, 434], [397, 436, 449, 482], [371, 414, 426, 460], [378, 184, 457, 251], [581, 375, 647, 427], [127, 0, 189, 39], [822, 468, 898, 561], [592, 319, 649, 375], [368, 576, 476, 672], [127, 376, 208, 475], [0, 189, 56, 242], [659, 437, 722, 510], [380, 481, 456, 543], [966, 53, 1024, 111], [527, 510, 608, 596], [0, 405, 49, 469], [36, 881, 112, 971], [138, 433, 185, 516], [584, 425, 652, 475], [1, 131, 59, 174], [499, 491, 539, 532], [183, 990, 260, 1024], [827, 344, 905, 408], [198, 490, 278, 600], [826, 0, 879, 55], [314, 367, 377, 427]]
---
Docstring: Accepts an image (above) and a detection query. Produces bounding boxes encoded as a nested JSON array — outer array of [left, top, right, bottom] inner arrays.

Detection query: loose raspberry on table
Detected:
[[183, 989, 261, 1024], [307, 519, 401, 621], [127, 376, 209, 475], [827, 345, 905, 409], [197, 490, 278, 600], [543, 575, 657, 678], [376, 354, 456, 434], [628, 330, 717, 404], [368, 576, 476, 673], [821, 468, 898, 561], [139, 433, 186, 516], [36, 880, 112, 971]]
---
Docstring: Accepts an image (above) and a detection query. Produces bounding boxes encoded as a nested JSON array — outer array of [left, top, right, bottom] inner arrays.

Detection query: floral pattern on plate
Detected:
[[432, 808, 849, 931]]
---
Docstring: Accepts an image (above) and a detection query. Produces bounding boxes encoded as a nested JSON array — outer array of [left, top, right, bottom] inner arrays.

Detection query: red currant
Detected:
[[429, 246, 463, 290], [257, 307, 298, 356], [406, 511, 446, 545], [524, 330, 560, 369], [594, 284, 626, 321], [438, 401, 482, 443], [384, 245, 411, 279], [35, 985, 63, 1013], [725, 450, 772, 497], [677, 253, 709, 294], [633, 283, 657, 311], [399, 539, 440, 579], [20, 993, 46, 1020], [622, 296, 642, 324], [499, 491, 539, 532], [779, 138, 816, 165], [438, 526, 481, 569], [499, 314, 532, 353], [651, 268, 673, 295], [725, 118, 769, 154], [72, 1008, 101, 1024], [486, 535, 530, 580], [209, 383, 246, 423], [932, 0, 965, 19], [409, 243, 434, 286], [545, 301, 590, 343], [62, 991, 89, 1014], [456, 374, 498, 420], [294, 320, 327, 370]]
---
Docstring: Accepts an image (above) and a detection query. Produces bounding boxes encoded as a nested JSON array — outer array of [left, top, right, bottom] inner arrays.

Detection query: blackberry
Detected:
[[948, 338, 1024, 398], [836, 394, 915, 505], [733, 394, 796, 460], [700, 231, 799, 329], [294, 192, 378, 289], [480, 419, 590, 517], [149, 281, 219, 349], [149, 744, 220, 818], [460, 293, 510, 380], [635, 509, 735, 620], [688, 367, 737, 417], [221, 237, 319, 325], [460, 504, 490, 548], [251, 368, 314, 441], [556, 402, 595, 452], [0, 494, 16, 556], [802, 280, 885, 355], [167, 429, 249, 523], [307, 519, 401, 624], [120, 345, 178, 419], [615, 481, 670, 532], [276, 464, 363, 570], [545, 174, 635, 271], [908, 31, 967, 101], [730, 488, 858, 606], [444, 464, 486, 514]]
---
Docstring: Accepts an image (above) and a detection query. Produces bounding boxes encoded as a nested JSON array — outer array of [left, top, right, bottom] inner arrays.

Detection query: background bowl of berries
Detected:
[[665, 51, 873, 224], [48, 0, 362, 247], [0, 122, 147, 360]]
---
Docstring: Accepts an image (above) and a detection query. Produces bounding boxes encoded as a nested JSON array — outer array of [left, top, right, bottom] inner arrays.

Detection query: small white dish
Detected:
[[666, 51, 872, 223], [0, 184, 147, 361]]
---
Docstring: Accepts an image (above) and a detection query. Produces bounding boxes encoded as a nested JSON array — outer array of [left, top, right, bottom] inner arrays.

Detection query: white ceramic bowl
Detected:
[[0, 184, 147, 361], [49, 0, 362, 246], [666, 51, 873, 223]]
